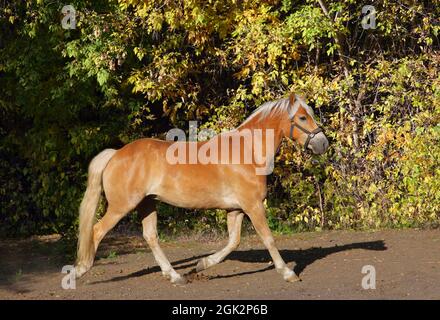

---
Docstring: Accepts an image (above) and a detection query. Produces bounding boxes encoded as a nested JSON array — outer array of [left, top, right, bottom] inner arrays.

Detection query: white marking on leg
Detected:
[[244, 203, 299, 282], [142, 212, 185, 283]]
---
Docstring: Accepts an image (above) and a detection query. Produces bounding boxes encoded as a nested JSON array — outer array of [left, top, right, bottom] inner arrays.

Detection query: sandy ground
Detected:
[[0, 229, 439, 299]]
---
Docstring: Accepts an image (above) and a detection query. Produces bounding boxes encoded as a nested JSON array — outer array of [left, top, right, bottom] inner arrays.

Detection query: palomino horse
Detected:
[[75, 93, 329, 284]]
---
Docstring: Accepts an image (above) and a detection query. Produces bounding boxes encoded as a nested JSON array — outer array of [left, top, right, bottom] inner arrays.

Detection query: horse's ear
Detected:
[[289, 93, 296, 106], [288, 93, 299, 118]]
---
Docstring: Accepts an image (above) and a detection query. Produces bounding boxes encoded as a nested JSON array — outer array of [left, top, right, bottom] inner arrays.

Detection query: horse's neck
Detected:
[[236, 114, 284, 157]]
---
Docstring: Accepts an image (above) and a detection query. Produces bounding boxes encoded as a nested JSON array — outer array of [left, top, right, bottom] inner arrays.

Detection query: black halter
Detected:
[[289, 121, 323, 151]]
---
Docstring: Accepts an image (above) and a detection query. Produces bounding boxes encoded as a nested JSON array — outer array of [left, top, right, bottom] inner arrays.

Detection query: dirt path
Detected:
[[0, 229, 439, 299]]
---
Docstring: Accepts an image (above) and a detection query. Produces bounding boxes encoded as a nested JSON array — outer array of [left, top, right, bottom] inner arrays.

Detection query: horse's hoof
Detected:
[[196, 258, 207, 272], [285, 272, 301, 283], [162, 272, 171, 280], [74, 264, 90, 278], [171, 275, 187, 286]]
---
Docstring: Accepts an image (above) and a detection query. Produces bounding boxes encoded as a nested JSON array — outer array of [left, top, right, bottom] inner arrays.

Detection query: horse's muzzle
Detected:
[[308, 132, 329, 155]]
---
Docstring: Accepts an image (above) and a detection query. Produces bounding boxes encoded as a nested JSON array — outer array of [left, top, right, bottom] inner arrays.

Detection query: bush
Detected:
[[1, 0, 439, 237]]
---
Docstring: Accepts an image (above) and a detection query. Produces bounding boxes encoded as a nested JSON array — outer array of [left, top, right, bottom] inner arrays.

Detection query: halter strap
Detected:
[[289, 123, 323, 150]]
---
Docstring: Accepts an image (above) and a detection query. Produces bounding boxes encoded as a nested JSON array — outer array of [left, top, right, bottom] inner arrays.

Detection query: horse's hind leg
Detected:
[[196, 210, 244, 272], [76, 205, 128, 277], [92, 206, 127, 252], [138, 198, 186, 285]]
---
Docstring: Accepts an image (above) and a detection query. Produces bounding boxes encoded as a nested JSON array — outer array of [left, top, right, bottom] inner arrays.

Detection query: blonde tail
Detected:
[[75, 148, 116, 277]]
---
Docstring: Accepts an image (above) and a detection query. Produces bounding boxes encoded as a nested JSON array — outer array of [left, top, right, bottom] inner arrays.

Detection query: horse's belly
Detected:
[[145, 163, 243, 209], [151, 177, 239, 209], [153, 191, 239, 210]]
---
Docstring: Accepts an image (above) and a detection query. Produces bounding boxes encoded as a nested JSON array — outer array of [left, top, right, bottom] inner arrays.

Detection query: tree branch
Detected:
[[316, 0, 361, 149]]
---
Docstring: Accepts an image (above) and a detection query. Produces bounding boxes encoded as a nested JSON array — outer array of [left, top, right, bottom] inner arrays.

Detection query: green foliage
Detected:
[[106, 250, 118, 259], [1, 0, 439, 237]]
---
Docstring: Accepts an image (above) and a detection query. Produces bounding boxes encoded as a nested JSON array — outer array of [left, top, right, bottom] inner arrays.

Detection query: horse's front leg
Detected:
[[243, 201, 300, 282], [196, 210, 244, 271]]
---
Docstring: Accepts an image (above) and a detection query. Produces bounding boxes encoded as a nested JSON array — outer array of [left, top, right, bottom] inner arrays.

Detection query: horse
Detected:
[[74, 93, 329, 284]]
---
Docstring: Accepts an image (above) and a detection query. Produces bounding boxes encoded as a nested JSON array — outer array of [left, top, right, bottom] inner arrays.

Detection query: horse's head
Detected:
[[282, 94, 329, 154]]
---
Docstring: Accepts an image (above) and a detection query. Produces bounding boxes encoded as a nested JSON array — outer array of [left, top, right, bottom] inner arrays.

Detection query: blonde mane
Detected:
[[240, 95, 314, 126]]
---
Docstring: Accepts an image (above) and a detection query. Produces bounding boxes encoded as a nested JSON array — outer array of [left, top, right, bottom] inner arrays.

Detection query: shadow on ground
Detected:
[[0, 234, 144, 289], [94, 240, 386, 284]]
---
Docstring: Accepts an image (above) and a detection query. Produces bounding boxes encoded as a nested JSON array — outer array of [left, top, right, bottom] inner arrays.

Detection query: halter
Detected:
[[288, 98, 323, 150]]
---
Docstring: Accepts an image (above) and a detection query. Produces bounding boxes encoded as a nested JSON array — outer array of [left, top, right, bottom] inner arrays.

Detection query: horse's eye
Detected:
[[299, 116, 307, 121]]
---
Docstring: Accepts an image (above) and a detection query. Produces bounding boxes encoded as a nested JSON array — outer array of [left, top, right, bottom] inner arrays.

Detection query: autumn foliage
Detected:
[[1, 0, 439, 236]]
